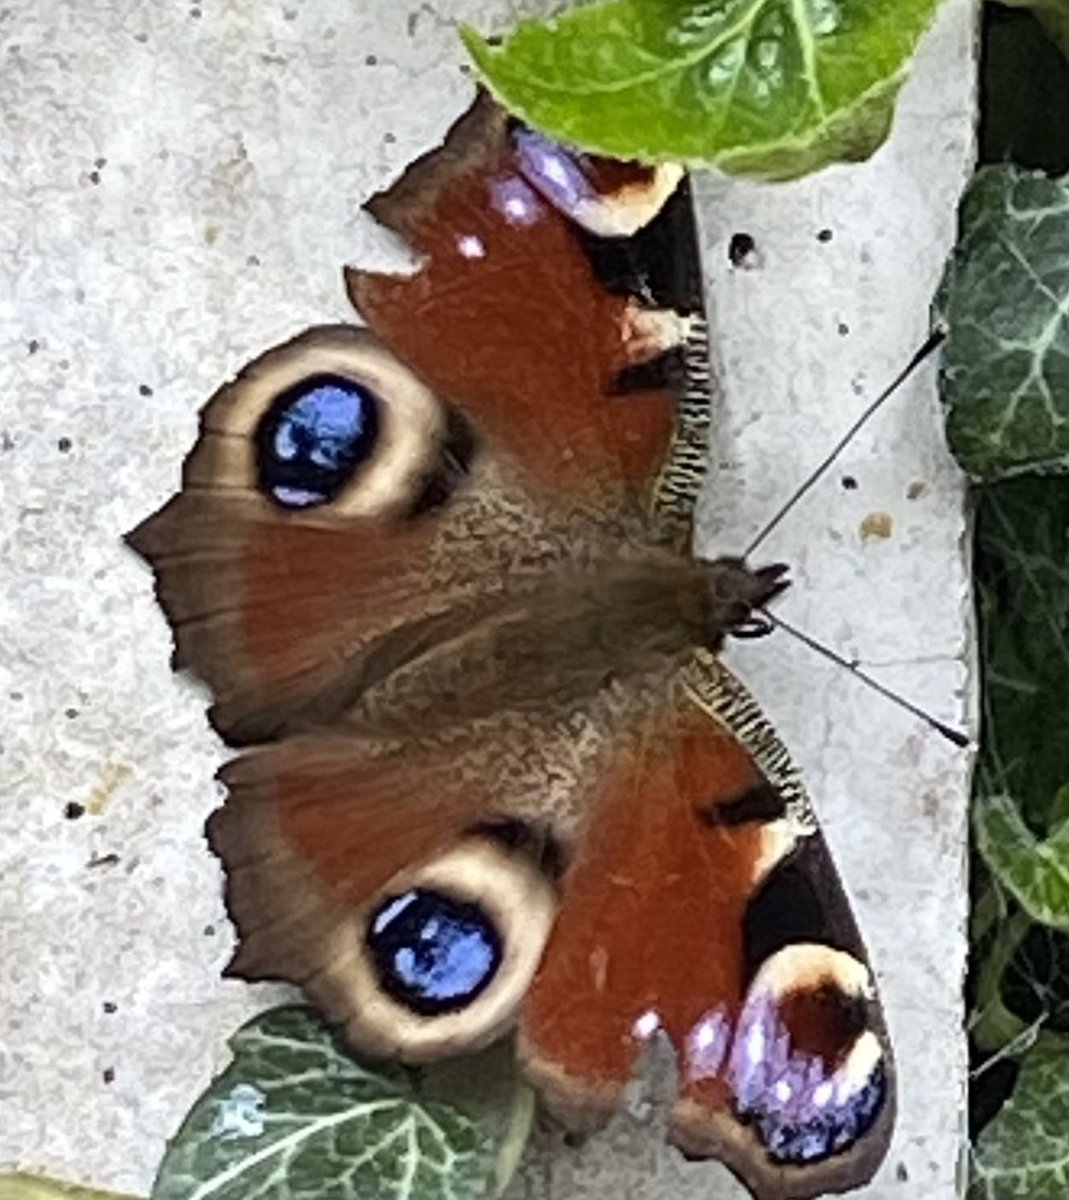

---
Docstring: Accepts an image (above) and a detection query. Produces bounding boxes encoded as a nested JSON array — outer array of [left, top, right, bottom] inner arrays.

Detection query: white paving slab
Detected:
[[0, 1, 975, 1197]]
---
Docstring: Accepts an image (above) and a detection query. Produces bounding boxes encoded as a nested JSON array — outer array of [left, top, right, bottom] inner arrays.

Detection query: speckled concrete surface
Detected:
[[0, 2, 974, 1198]]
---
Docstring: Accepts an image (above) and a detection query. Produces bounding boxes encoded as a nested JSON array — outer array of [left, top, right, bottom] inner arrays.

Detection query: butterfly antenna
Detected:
[[744, 327, 947, 558], [760, 607, 971, 749]]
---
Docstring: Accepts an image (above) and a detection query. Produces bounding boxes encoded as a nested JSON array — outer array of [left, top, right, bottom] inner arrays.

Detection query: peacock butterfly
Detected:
[[128, 94, 895, 1200]]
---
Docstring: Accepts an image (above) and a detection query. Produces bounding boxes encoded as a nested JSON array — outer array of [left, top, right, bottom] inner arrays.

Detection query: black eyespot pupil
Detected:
[[367, 888, 502, 1016], [255, 374, 378, 509]]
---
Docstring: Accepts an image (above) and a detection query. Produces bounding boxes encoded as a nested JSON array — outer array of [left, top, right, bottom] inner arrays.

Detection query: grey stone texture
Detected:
[[0, 1, 975, 1197]]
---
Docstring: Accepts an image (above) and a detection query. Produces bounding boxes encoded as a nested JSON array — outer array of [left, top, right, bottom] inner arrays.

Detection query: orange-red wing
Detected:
[[207, 723, 563, 1062], [520, 714, 759, 1102], [127, 98, 709, 745], [519, 677, 895, 1200], [127, 484, 442, 744], [348, 96, 700, 516]]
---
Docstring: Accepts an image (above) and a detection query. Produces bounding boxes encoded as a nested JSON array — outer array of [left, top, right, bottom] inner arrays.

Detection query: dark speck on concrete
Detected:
[[103, 1001, 118, 1014], [837, 321, 849, 336], [65, 802, 86, 820], [817, 228, 833, 243], [364, 53, 377, 65], [88, 852, 121, 869], [896, 1163, 909, 1182], [65, 707, 79, 719], [841, 475, 858, 491], [384, 132, 396, 145], [103, 1067, 115, 1084], [27, 338, 40, 354], [138, 383, 153, 397], [728, 232, 758, 269], [88, 170, 101, 185], [57, 436, 72, 453]]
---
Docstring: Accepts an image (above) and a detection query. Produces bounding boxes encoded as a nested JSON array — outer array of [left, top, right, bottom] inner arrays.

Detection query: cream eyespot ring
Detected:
[[183, 325, 448, 521], [310, 834, 557, 1064]]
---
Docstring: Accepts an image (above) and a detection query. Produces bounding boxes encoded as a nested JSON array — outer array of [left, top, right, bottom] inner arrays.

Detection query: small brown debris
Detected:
[[860, 511, 894, 541]]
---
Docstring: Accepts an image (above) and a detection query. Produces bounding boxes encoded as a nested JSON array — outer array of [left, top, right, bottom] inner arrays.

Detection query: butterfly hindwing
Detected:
[[206, 650, 894, 1200], [520, 653, 894, 1200], [208, 718, 568, 1062]]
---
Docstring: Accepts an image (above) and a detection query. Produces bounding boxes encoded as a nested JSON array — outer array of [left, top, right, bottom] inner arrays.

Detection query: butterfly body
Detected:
[[341, 551, 786, 733], [130, 93, 897, 1200]]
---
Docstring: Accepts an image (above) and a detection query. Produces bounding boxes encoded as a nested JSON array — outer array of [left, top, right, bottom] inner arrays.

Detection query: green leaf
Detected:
[[975, 794, 1069, 931], [460, 0, 941, 178], [967, 476, 1069, 1060], [970, 898, 1037, 1054], [0, 1175, 138, 1200], [935, 165, 1069, 479], [998, 0, 1069, 61], [970, 1039, 1069, 1199], [973, 477, 1069, 831], [152, 1007, 534, 1200]]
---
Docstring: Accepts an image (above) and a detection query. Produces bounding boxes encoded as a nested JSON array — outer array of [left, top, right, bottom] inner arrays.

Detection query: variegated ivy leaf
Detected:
[[973, 478, 1069, 832], [972, 476, 1069, 933], [968, 477, 1069, 1050], [975, 794, 1069, 933], [152, 1007, 533, 1200], [935, 165, 1069, 479], [970, 1040, 1069, 1199], [461, 0, 942, 178]]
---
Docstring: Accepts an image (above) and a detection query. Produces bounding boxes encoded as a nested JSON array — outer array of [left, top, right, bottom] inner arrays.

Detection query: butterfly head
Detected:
[[700, 558, 790, 646]]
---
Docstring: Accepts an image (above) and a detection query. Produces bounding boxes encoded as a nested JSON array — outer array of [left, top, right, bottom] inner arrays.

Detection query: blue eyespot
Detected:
[[728, 970, 887, 1166], [744, 1063, 886, 1165], [367, 889, 502, 1016], [255, 374, 378, 509]]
